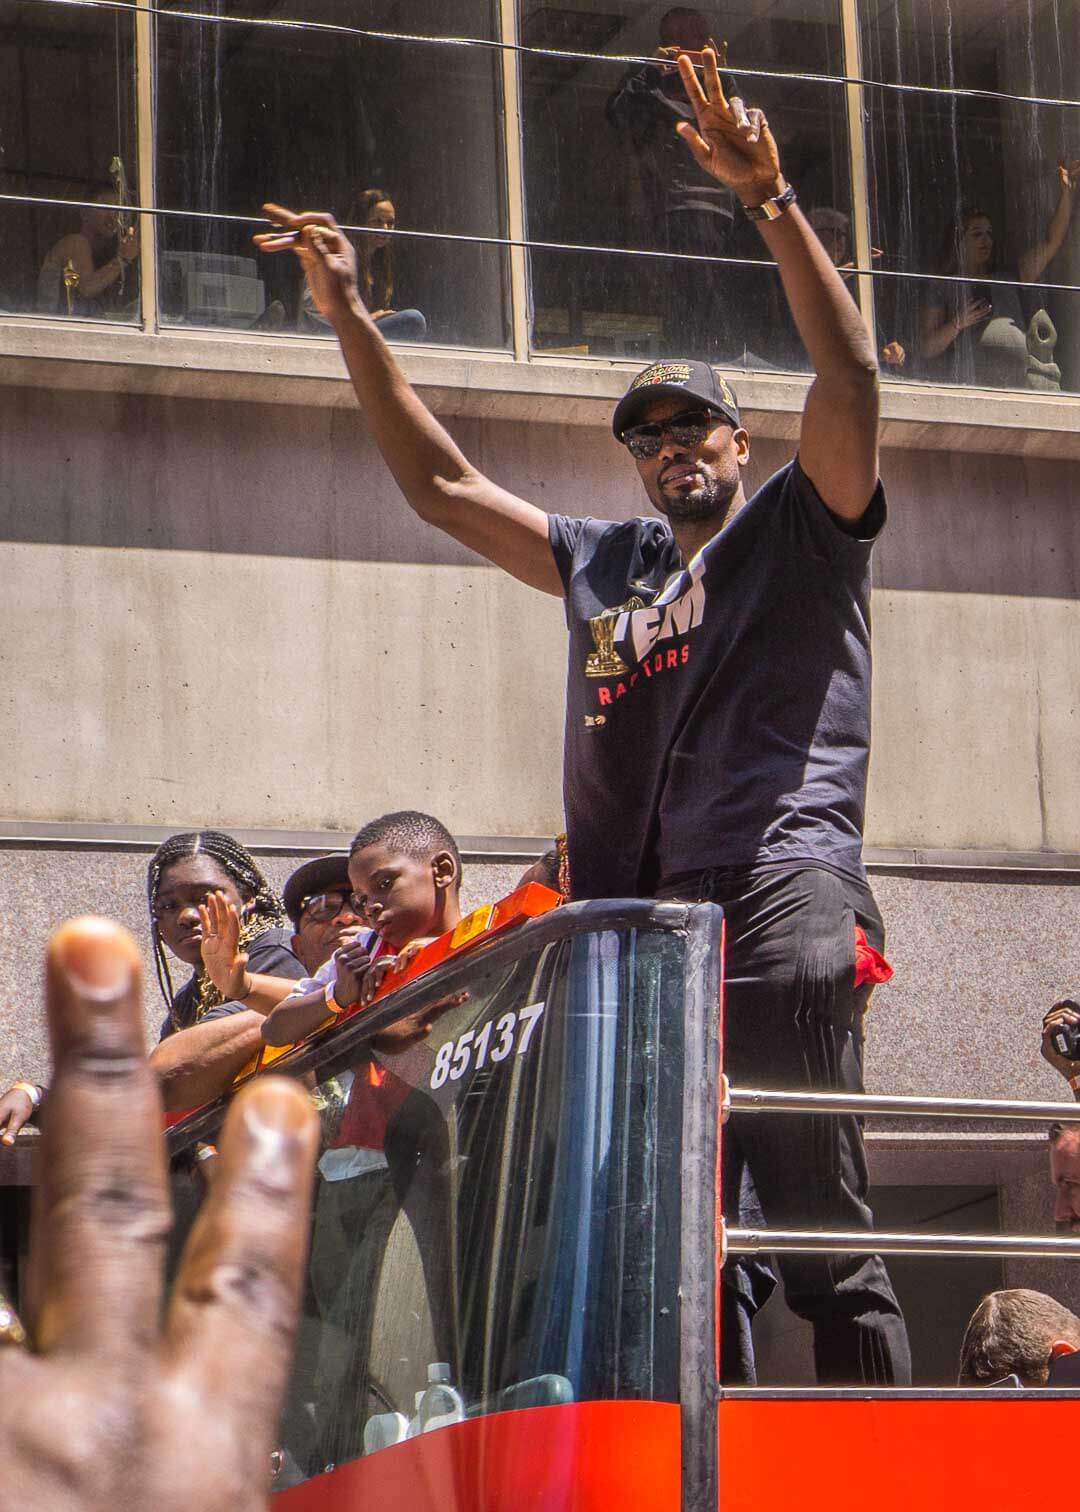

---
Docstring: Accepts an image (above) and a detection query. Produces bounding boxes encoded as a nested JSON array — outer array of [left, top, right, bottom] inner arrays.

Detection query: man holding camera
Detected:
[[1042, 1002, 1080, 1232]]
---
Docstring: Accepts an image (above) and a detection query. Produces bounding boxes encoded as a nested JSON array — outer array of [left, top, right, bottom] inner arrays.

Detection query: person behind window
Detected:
[[300, 188, 426, 342], [807, 207, 905, 371], [264, 813, 467, 1472], [263, 809, 466, 1045], [919, 163, 1080, 389], [958, 1288, 1080, 1387], [35, 190, 138, 320], [606, 9, 761, 364]]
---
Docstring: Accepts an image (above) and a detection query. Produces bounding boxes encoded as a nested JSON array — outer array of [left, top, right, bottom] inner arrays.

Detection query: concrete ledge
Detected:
[[2, 319, 1080, 459], [0, 821, 1077, 876]]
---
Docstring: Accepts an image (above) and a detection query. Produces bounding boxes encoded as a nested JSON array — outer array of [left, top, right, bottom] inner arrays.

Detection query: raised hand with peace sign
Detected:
[[673, 48, 785, 208]]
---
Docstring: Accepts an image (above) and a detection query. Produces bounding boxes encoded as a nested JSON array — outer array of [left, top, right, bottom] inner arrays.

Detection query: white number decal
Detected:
[[489, 1012, 517, 1063], [473, 1019, 494, 1068], [449, 1029, 475, 1082], [516, 1002, 545, 1056], [430, 1003, 546, 1089], [431, 1039, 454, 1091]]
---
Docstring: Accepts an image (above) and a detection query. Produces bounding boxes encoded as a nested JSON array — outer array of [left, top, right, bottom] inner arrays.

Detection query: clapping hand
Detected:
[[674, 48, 783, 207], [198, 889, 249, 1000], [1058, 159, 1080, 191], [0, 917, 317, 1512], [255, 204, 361, 325]]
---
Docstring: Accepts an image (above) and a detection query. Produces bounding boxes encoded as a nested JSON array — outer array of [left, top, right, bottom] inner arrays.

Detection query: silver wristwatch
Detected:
[[743, 183, 797, 221]]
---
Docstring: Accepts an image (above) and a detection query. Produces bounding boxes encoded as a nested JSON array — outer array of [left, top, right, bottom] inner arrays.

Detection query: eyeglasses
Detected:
[[298, 890, 355, 923], [620, 408, 723, 460]]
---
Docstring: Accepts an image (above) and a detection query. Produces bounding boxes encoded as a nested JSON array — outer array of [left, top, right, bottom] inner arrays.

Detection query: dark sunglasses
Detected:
[[620, 408, 724, 459], [299, 890, 355, 923]]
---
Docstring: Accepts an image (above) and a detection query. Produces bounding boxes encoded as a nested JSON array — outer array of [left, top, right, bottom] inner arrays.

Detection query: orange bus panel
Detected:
[[719, 1398, 1076, 1510], [275, 1400, 679, 1512]]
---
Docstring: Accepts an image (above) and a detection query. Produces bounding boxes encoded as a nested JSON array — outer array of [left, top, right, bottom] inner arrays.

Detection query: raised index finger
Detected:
[[29, 918, 169, 1358], [676, 50, 710, 117]]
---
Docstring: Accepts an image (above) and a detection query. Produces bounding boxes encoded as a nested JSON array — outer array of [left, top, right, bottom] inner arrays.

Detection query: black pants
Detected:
[[660, 863, 911, 1386]]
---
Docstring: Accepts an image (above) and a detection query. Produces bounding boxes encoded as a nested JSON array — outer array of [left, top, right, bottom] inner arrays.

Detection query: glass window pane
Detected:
[[169, 916, 689, 1490], [0, 0, 138, 321], [863, 0, 1080, 393], [522, 0, 853, 368], [154, 5, 509, 346]]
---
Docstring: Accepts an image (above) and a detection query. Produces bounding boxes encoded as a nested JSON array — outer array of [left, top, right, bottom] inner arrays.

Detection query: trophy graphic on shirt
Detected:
[[585, 596, 644, 678]]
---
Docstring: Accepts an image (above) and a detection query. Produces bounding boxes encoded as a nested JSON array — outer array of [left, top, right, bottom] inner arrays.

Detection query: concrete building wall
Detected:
[[0, 382, 1077, 850]]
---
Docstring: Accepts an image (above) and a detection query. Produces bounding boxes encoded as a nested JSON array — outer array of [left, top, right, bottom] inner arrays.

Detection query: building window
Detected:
[[154, 0, 510, 347], [520, 0, 854, 371], [863, 0, 1080, 394], [0, 0, 138, 321], [1, 0, 1078, 400]]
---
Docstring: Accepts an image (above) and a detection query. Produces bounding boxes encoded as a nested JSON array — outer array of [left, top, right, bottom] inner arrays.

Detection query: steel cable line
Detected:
[[21, 0, 1080, 114], [6, 190, 1080, 297]]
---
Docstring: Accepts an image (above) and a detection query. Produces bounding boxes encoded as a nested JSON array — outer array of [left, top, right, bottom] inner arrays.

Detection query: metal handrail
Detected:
[[725, 1084, 1076, 1122], [727, 1227, 1080, 1259]]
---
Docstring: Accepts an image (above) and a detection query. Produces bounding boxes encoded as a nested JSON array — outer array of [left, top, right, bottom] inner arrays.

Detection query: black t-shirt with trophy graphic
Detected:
[[548, 457, 886, 902]]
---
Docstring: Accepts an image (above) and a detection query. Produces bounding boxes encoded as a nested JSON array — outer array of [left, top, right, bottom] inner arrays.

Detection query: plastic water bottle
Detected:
[[418, 1362, 465, 1433]]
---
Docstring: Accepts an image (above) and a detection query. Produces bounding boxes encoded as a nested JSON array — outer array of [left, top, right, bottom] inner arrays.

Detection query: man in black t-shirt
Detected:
[[258, 45, 910, 1384]]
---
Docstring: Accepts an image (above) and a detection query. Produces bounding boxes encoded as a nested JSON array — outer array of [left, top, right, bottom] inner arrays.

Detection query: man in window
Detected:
[[605, 8, 752, 362], [257, 48, 910, 1386]]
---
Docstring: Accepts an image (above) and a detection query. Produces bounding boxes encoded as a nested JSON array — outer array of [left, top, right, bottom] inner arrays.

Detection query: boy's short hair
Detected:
[[350, 810, 462, 878]]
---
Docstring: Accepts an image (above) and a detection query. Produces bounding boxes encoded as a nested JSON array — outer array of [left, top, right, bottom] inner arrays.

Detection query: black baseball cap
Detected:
[[282, 853, 352, 928], [612, 360, 741, 440]]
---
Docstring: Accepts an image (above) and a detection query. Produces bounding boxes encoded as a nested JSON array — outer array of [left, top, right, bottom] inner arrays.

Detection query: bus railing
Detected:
[[726, 1229, 1080, 1259], [724, 1083, 1080, 1122], [721, 1077, 1077, 1260]]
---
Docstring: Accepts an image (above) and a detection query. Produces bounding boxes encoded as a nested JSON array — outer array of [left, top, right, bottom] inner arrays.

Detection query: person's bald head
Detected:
[[659, 6, 711, 50]]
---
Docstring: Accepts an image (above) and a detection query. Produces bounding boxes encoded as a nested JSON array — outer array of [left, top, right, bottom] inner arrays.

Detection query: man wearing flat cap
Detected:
[[259, 44, 909, 1385], [283, 853, 366, 977]]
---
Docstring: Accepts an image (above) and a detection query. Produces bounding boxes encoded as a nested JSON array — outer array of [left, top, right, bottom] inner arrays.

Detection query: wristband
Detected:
[[12, 1081, 42, 1110], [325, 983, 354, 1016], [194, 1142, 218, 1164], [743, 183, 796, 221]]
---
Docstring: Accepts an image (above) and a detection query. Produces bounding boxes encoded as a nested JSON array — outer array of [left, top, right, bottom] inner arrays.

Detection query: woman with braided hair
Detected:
[[144, 830, 305, 1107], [0, 830, 307, 1139], [148, 830, 297, 1033]]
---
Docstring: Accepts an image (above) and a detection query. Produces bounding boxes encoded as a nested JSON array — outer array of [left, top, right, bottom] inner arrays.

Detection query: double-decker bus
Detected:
[[169, 886, 1080, 1511]]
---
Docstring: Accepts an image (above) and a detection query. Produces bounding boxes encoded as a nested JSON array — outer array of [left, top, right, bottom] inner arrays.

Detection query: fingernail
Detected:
[[244, 1079, 312, 1138], [52, 918, 138, 1001], [237, 1080, 315, 1184]]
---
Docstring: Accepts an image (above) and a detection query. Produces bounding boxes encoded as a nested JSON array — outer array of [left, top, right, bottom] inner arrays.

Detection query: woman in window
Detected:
[[300, 188, 426, 341], [35, 191, 139, 320], [919, 161, 1080, 388]]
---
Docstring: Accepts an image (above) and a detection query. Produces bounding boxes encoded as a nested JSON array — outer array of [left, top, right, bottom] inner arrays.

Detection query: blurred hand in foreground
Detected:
[[0, 915, 318, 1512]]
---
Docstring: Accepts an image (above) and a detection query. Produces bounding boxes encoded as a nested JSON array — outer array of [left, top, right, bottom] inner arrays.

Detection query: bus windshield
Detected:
[[169, 900, 720, 1493]]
